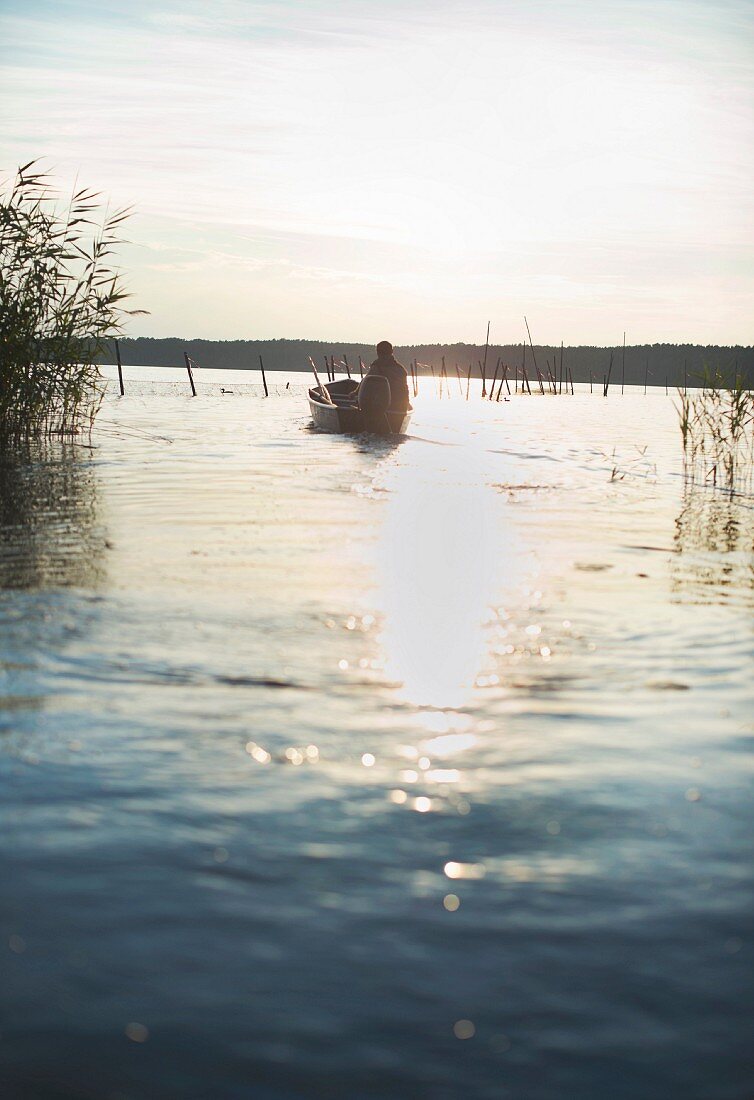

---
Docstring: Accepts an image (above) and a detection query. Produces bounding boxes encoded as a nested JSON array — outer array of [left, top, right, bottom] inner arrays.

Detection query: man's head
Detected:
[[376, 340, 393, 358]]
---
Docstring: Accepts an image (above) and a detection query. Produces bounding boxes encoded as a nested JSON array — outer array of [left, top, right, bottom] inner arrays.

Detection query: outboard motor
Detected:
[[358, 374, 392, 433]]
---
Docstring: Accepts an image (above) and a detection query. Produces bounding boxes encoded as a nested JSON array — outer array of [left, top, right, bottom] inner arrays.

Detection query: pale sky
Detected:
[[1, 0, 753, 344]]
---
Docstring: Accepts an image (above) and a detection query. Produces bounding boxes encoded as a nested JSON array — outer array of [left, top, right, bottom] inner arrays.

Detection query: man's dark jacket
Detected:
[[367, 354, 410, 412]]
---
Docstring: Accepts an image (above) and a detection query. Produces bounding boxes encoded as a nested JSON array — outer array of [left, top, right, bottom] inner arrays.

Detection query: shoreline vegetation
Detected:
[[0, 162, 140, 442], [100, 337, 754, 392]]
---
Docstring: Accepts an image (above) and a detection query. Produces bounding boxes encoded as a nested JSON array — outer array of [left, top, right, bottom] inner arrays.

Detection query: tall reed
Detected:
[[0, 162, 142, 441]]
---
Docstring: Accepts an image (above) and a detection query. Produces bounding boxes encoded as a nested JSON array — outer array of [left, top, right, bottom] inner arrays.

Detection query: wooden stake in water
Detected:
[[259, 354, 269, 397], [481, 321, 490, 398], [522, 361, 532, 395], [603, 352, 613, 397], [183, 352, 197, 397], [494, 365, 504, 401], [115, 339, 124, 396], [343, 354, 351, 380], [489, 357, 500, 401], [358, 356, 365, 379], [524, 317, 541, 385], [590, 370, 593, 394], [560, 341, 564, 395]]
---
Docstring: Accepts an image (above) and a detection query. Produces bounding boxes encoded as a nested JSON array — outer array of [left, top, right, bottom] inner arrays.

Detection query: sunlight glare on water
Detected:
[[374, 431, 520, 710]]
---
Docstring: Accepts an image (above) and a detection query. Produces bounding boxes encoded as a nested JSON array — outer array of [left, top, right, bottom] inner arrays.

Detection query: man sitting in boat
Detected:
[[364, 341, 410, 413]]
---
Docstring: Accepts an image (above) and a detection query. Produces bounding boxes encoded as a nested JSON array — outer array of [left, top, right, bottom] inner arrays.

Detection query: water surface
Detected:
[[2, 374, 752, 1099]]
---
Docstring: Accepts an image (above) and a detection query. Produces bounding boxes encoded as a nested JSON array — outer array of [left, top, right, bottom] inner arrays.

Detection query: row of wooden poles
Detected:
[[320, 354, 365, 382], [113, 340, 270, 398], [112, 334, 685, 400], [406, 349, 575, 401], [588, 335, 682, 397]]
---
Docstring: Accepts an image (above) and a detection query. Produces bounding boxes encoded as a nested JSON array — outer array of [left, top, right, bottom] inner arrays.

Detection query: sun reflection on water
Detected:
[[373, 431, 520, 711]]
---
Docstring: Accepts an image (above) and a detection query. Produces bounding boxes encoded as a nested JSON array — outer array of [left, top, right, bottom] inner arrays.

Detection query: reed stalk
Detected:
[[675, 365, 753, 493]]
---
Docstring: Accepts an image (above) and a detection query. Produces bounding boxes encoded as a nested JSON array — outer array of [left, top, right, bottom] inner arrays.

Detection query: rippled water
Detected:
[[2, 372, 752, 1099]]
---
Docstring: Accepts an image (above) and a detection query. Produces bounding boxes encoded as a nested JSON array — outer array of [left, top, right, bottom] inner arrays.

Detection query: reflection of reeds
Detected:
[[672, 487, 754, 605], [0, 440, 105, 588], [676, 367, 753, 493]]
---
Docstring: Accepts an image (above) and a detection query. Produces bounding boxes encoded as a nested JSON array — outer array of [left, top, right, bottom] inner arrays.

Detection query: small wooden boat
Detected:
[[308, 378, 412, 436]]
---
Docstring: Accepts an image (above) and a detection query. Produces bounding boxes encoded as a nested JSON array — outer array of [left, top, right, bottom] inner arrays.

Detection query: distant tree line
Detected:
[[99, 338, 754, 390]]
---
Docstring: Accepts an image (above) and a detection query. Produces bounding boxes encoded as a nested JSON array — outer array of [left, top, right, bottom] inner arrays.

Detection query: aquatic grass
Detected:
[[676, 365, 754, 494], [0, 161, 142, 442]]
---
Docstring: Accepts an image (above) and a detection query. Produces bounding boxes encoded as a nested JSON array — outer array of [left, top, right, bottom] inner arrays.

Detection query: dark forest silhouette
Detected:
[[100, 338, 754, 390]]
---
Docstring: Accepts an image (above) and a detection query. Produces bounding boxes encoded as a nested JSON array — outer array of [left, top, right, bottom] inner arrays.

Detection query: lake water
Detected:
[[2, 368, 752, 1099]]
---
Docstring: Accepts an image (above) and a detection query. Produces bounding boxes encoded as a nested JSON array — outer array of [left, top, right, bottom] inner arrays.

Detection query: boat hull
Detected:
[[308, 379, 411, 436]]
